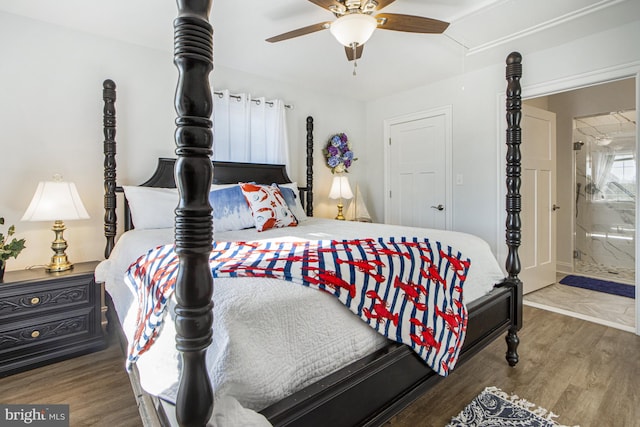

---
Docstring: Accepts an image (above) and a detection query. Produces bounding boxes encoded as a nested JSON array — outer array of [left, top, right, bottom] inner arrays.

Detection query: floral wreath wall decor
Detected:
[[324, 133, 357, 174]]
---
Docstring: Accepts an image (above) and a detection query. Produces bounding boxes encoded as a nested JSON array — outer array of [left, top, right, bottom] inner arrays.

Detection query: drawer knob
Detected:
[[31, 330, 40, 338], [30, 297, 40, 305]]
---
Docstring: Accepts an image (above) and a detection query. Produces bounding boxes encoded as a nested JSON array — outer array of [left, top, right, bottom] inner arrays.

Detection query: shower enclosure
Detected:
[[573, 110, 637, 283]]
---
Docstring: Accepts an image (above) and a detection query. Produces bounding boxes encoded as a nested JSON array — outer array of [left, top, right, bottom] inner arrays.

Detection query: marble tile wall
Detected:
[[573, 121, 636, 282]]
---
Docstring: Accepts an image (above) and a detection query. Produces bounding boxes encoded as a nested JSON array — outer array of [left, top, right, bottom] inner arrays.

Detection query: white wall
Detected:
[[0, 12, 365, 272], [365, 19, 640, 257], [3, 10, 639, 272]]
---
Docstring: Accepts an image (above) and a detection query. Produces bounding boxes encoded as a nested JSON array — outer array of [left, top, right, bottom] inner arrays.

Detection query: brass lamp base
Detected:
[[335, 202, 346, 221], [46, 220, 74, 272]]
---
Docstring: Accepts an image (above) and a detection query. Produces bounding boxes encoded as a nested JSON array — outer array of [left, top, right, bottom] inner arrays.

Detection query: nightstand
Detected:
[[0, 261, 107, 377]]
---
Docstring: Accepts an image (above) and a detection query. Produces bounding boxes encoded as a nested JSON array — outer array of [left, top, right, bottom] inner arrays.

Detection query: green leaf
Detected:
[[1, 217, 26, 261], [7, 238, 26, 259]]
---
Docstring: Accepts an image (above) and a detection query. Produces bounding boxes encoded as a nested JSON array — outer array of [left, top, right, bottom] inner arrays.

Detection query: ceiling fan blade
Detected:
[[376, 13, 450, 34], [307, 0, 342, 12], [374, 0, 397, 11], [345, 44, 364, 61], [266, 22, 331, 43]]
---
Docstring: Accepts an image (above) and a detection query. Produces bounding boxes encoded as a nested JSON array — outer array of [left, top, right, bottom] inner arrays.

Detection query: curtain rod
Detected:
[[214, 91, 293, 109]]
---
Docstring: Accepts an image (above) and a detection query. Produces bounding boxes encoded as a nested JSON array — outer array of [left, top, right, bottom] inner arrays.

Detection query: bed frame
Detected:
[[100, 2, 523, 426]]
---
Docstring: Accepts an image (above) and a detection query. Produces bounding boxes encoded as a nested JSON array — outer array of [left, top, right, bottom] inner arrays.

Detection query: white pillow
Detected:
[[123, 184, 256, 232], [278, 182, 308, 221], [122, 186, 177, 230]]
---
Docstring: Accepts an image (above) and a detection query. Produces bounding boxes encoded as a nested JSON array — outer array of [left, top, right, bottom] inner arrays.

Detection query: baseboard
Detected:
[[556, 262, 573, 275]]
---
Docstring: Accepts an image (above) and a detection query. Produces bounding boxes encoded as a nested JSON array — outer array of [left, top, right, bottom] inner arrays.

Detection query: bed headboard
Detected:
[[101, 81, 314, 257], [138, 158, 295, 187]]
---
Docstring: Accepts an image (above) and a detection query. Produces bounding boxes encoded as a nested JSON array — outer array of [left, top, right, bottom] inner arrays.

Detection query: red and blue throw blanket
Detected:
[[125, 237, 471, 376]]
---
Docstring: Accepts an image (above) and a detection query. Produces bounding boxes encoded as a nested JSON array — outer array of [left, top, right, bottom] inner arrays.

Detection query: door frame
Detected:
[[383, 106, 453, 228], [496, 61, 640, 336]]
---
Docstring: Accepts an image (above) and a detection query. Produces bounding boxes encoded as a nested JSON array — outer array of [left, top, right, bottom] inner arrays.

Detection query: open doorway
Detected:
[[522, 78, 637, 333]]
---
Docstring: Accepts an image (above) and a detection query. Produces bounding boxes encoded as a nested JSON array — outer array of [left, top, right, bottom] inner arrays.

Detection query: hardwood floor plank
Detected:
[[0, 333, 141, 426], [386, 306, 640, 427], [0, 306, 638, 427]]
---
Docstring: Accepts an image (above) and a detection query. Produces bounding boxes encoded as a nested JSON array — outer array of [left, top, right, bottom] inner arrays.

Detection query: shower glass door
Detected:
[[573, 110, 636, 283]]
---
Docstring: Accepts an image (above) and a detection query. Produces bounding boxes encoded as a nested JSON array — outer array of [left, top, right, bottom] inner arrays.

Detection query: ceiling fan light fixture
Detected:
[[329, 13, 377, 47]]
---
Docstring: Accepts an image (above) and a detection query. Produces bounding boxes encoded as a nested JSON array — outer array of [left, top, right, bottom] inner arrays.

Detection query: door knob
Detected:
[[552, 204, 560, 211], [431, 204, 445, 211]]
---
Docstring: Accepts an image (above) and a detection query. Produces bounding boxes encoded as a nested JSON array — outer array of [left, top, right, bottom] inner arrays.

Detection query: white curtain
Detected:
[[591, 146, 615, 195], [213, 91, 290, 171]]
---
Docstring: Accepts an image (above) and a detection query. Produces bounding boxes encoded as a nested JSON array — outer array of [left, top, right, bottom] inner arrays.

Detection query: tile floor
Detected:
[[524, 272, 636, 333]]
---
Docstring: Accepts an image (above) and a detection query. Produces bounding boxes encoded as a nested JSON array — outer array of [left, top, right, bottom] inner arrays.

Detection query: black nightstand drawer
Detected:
[[0, 309, 93, 352], [0, 279, 91, 320], [0, 262, 106, 376]]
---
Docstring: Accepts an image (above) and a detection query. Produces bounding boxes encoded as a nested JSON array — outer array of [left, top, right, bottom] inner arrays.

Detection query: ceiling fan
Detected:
[[266, 0, 450, 63]]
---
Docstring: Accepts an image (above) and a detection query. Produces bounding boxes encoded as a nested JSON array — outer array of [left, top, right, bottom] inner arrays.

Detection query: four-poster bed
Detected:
[[97, 2, 524, 426]]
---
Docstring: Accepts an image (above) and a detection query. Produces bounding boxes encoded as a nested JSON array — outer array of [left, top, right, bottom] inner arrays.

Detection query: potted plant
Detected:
[[0, 217, 26, 281]]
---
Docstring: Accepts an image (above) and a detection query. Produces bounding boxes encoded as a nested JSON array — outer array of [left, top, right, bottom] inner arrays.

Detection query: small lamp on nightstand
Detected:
[[328, 175, 354, 221], [21, 175, 90, 272]]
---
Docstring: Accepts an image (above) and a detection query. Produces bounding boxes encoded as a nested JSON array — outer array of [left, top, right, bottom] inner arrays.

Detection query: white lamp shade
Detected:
[[329, 176, 354, 200], [22, 181, 90, 222], [329, 13, 377, 47]]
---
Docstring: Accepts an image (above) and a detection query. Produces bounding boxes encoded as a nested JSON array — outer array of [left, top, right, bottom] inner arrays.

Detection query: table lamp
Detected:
[[328, 175, 354, 221], [21, 176, 90, 272]]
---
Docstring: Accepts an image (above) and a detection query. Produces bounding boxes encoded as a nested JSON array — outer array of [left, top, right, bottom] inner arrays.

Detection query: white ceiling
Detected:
[[1, 0, 637, 101]]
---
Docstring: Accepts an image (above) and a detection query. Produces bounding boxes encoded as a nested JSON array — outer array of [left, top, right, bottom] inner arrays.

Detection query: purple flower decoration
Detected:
[[324, 132, 357, 173]]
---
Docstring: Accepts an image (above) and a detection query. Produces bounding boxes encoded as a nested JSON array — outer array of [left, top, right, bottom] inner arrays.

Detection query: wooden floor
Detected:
[[1, 306, 638, 427], [0, 332, 141, 426], [386, 306, 640, 427]]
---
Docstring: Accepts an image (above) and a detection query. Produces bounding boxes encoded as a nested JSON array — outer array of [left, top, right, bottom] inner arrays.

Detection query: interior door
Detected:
[[520, 104, 557, 294], [385, 109, 450, 229]]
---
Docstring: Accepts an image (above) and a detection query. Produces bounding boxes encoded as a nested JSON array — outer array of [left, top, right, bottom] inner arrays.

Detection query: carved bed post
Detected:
[[103, 79, 117, 259], [173, 1, 215, 426], [502, 51, 523, 367], [306, 116, 314, 217]]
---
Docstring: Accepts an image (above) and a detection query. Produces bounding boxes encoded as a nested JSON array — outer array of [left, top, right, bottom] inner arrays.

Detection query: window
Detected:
[[602, 154, 636, 202]]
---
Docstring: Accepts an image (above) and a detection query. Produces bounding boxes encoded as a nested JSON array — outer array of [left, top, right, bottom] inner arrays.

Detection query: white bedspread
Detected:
[[95, 218, 504, 414]]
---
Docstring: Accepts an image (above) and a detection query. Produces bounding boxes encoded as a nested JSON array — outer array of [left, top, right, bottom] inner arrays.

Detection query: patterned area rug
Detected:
[[447, 387, 577, 427], [559, 275, 635, 299]]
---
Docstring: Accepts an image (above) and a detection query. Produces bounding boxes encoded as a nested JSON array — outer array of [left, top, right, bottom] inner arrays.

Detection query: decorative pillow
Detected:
[[240, 183, 298, 232], [209, 185, 255, 232], [122, 186, 177, 230], [277, 182, 308, 221]]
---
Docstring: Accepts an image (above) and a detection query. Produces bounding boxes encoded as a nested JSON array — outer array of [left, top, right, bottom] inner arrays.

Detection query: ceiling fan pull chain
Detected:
[[352, 43, 358, 76]]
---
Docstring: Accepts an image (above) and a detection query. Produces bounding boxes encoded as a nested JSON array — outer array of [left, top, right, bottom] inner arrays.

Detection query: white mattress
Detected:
[[96, 218, 504, 413]]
